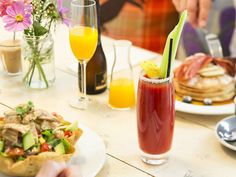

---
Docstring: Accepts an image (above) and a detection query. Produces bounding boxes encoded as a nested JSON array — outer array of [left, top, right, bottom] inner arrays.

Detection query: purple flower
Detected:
[[57, 0, 70, 26], [3, 1, 32, 32], [23, 0, 33, 14]]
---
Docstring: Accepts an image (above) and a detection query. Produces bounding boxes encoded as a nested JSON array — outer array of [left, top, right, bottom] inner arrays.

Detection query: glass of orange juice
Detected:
[[69, 0, 98, 110], [109, 40, 135, 110]]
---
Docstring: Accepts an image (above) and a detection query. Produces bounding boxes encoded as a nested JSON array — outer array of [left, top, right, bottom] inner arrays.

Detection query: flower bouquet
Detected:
[[0, 0, 69, 88]]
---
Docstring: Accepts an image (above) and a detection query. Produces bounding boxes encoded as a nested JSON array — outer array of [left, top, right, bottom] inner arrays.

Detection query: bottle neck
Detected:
[[96, 0, 101, 44]]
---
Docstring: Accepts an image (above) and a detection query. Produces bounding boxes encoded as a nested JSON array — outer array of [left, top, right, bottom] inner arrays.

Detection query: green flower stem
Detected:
[[32, 54, 49, 88], [48, 19, 53, 32], [13, 32, 16, 41], [23, 61, 35, 82], [28, 62, 36, 86]]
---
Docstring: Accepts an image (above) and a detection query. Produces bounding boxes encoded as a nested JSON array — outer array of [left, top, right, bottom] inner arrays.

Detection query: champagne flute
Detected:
[[69, 0, 98, 109]]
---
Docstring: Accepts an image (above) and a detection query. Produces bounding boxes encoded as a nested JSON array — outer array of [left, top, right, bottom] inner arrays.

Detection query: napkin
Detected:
[[160, 10, 188, 78]]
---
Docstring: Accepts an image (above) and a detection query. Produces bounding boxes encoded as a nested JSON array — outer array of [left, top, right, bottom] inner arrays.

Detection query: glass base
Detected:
[[4, 71, 21, 76], [108, 104, 132, 111], [69, 97, 90, 110], [140, 150, 169, 165], [24, 79, 55, 89]]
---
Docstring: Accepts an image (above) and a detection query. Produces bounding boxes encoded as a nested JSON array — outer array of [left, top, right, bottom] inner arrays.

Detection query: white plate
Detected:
[[0, 124, 106, 177], [175, 100, 234, 115], [71, 124, 106, 177]]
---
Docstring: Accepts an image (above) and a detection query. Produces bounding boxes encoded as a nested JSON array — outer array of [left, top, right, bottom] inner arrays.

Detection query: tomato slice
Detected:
[[7, 147, 24, 156], [64, 130, 72, 138], [40, 143, 50, 152]]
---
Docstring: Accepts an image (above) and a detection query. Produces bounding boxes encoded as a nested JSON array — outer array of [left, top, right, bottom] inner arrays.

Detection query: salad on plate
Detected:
[[0, 101, 82, 177]]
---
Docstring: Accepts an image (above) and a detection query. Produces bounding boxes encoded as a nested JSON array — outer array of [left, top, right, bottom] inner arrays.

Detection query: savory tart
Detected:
[[174, 53, 235, 102], [0, 102, 82, 177]]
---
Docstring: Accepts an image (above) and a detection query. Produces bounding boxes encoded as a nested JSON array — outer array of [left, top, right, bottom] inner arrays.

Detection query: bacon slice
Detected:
[[213, 58, 235, 77], [174, 54, 213, 80]]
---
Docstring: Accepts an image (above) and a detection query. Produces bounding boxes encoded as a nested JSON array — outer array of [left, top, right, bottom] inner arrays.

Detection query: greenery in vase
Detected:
[[0, 0, 69, 87]]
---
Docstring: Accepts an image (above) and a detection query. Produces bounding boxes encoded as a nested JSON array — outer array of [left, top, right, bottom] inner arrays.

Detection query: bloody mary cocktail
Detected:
[[137, 74, 175, 165]]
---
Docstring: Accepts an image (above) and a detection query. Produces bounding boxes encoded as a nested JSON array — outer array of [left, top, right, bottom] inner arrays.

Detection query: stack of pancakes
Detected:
[[174, 63, 235, 102]]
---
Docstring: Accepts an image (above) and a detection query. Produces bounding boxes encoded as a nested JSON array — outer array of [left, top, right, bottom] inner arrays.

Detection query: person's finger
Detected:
[[172, 0, 181, 12], [179, 0, 187, 11], [36, 161, 66, 177], [187, 0, 199, 27], [198, 0, 212, 27], [57, 169, 70, 177]]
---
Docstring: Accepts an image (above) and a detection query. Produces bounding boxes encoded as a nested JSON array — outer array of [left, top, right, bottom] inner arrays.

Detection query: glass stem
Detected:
[[80, 61, 87, 99]]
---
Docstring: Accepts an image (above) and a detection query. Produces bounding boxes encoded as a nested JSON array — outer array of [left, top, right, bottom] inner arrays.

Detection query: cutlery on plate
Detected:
[[202, 29, 223, 58]]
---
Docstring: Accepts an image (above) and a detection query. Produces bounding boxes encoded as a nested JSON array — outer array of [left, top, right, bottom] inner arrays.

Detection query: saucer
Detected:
[[215, 115, 236, 151]]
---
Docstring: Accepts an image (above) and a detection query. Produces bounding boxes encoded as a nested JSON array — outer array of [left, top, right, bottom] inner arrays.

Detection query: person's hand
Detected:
[[36, 161, 81, 177], [172, 0, 212, 28], [36, 161, 66, 177]]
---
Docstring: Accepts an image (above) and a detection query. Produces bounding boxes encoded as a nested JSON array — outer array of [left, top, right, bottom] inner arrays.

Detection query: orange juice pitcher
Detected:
[[109, 40, 135, 110]]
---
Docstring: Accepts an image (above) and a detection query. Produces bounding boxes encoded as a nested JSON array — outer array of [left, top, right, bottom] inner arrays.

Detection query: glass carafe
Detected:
[[109, 40, 135, 110]]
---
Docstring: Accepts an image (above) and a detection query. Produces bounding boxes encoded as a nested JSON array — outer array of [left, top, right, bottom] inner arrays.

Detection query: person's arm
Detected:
[[172, 0, 212, 28]]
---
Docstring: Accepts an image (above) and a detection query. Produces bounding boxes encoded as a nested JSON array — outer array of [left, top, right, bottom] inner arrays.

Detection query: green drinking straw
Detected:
[[160, 10, 188, 78]]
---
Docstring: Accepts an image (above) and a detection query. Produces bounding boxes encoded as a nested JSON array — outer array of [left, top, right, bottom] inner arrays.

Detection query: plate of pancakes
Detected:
[[174, 53, 235, 115]]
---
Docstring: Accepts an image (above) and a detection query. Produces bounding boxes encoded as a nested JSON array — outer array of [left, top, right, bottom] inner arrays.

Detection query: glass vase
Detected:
[[21, 34, 55, 89]]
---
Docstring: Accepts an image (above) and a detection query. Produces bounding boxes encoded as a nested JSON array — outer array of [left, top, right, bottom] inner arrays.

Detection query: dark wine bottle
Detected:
[[78, 0, 107, 95]]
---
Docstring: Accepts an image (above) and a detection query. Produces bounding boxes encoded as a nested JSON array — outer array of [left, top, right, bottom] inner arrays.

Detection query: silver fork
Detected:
[[203, 29, 223, 58]]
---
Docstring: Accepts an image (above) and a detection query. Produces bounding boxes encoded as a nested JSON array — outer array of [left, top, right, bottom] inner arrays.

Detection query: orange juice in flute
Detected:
[[69, 0, 98, 110], [69, 26, 98, 61]]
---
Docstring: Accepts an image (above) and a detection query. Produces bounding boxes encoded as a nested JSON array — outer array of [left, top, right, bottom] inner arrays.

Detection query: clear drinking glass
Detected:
[[0, 40, 21, 76], [108, 40, 135, 110], [69, 0, 98, 109], [137, 72, 175, 165]]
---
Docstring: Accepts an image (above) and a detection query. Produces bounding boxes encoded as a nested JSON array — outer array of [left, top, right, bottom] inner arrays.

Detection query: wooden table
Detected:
[[1, 25, 236, 177]]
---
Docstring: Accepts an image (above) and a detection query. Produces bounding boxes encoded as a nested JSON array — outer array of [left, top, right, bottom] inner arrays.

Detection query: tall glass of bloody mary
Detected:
[[137, 72, 175, 165]]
